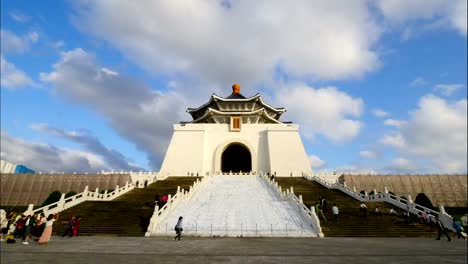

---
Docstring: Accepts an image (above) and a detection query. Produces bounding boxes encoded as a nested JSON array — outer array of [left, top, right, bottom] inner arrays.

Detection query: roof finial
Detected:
[[232, 83, 240, 94]]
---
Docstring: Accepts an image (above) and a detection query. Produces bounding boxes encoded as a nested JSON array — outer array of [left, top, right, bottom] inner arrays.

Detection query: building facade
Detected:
[[160, 84, 312, 177]]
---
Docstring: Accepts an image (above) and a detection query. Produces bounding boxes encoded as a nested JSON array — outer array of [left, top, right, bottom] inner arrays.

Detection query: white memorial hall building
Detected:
[[160, 84, 312, 177]]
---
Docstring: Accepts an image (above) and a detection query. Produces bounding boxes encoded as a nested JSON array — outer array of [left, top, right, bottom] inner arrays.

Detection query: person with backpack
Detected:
[[174, 216, 183, 241]]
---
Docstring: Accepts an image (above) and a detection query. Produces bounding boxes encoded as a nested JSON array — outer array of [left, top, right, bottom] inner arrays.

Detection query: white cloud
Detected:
[[372, 109, 389, 118], [9, 11, 31, 23], [387, 157, 417, 173], [101, 67, 119, 76], [73, 1, 381, 86], [381, 94, 467, 173], [275, 83, 363, 142], [40, 48, 188, 169], [31, 123, 142, 171], [384, 118, 405, 127], [0, 131, 107, 173], [381, 133, 406, 148], [434, 83, 464, 96], [0, 56, 34, 89], [0, 29, 39, 54], [377, 0, 467, 36], [360, 150, 379, 159], [409, 77, 428, 87], [309, 155, 326, 169]]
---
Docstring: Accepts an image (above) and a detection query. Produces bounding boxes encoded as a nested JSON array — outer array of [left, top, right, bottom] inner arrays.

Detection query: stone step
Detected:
[[52, 177, 200, 236], [275, 177, 433, 237]]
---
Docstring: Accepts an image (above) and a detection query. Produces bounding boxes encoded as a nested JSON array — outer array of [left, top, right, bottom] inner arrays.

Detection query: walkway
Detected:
[[1, 236, 466, 264]]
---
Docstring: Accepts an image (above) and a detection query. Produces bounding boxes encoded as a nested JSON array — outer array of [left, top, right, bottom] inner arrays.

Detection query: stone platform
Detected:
[[1, 236, 466, 264]]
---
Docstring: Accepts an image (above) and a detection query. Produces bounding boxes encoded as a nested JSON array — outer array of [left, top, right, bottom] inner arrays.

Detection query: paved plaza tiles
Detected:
[[1, 236, 466, 264]]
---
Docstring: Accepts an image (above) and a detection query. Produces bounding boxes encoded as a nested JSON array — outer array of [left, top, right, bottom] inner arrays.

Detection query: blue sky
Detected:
[[1, 1, 466, 174]]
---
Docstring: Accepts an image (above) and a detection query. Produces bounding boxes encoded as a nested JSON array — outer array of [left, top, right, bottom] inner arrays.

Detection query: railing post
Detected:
[[25, 204, 34, 215], [384, 186, 388, 194], [290, 187, 294, 195], [58, 193, 66, 211], [353, 186, 356, 192], [299, 195, 303, 204], [83, 186, 89, 198], [177, 186, 181, 194]]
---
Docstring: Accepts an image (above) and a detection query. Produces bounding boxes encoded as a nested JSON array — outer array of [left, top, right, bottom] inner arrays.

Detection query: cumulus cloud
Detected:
[[384, 118, 405, 127], [1, 56, 34, 89], [0, 131, 107, 173], [72, 1, 381, 87], [381, 94, 467, 173], [377, 0, 467, 36], [372, 109, 389, 118], [360, 150, 379, 159], [30, 123, 142, 171], [275, 83, 363, 142], [434, 83, 464, 96], [1, 29, 39, 54], [386, 157, 417, 173], [40, 48, 188, 169], [309, 155, 326, 169]]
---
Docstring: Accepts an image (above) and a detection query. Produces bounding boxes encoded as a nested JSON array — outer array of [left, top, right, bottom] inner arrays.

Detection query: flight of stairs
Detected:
[[275, 177, 436, 237], [52, 177, 200, 236]]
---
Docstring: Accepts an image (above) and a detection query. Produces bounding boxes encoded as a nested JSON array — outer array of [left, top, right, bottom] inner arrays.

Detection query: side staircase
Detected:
[[276, 177, 435, 237], [53, 177, 200, 236]]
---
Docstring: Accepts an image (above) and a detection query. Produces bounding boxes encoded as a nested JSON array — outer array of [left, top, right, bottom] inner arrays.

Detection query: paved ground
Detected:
[[1, 236, 466, 264]]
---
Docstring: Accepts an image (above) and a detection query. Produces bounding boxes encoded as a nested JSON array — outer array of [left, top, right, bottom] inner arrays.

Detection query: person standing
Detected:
[[74, 216, 81, 237], [22, 215, 36, 245], [435, 218, 451, 242], [0, 209, 8, 241], [38, 213, 59, 245], [174, 216, 183, 241], [332, 204, 339, 223]]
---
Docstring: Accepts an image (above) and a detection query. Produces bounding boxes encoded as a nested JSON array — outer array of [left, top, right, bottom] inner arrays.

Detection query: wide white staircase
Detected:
[[152, 175, 317, 237]]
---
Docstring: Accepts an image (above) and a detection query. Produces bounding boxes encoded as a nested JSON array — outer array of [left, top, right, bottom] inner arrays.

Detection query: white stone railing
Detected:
[[259, 173, 324, 237], [23, 181, 135, 216], [145, 177, 207, 237], [307, 175, 454, 231]]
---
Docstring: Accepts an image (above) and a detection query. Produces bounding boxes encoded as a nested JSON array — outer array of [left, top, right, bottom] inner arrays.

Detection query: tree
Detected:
[[41, 190, 62, 207], [65, 191, 77, 198]]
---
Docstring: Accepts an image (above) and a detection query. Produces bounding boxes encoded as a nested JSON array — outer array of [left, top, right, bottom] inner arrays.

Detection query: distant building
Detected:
[[0, 159, 35, 174]]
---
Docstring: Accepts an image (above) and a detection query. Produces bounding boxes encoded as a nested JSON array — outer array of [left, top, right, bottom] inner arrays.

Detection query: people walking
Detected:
[[174, 216, 183, 241], [62, 216, 75, 237], [452, 218, 466, 240], [22, 215, 36, 245], [435, 218, 451, 242], [332, 204, 339, 223], [360, 203, 368, 218], [38, 213, 59, 245]]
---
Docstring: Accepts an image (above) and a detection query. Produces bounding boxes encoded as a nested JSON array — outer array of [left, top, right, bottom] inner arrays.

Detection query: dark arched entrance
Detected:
[[415, 193, 435, 209], [221, 143, 251, 173]]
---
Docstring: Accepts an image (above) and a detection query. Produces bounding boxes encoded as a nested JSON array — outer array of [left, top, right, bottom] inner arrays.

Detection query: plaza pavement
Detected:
[[1, 236, 466, 264]]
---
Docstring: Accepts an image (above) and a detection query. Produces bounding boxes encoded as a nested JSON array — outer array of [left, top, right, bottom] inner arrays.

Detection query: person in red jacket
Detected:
[[74, 216, 81, 236]]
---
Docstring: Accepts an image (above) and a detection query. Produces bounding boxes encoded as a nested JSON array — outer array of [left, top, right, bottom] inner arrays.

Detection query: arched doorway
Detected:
[[415, 193, 435, 209], [221, 143, 252, 173]]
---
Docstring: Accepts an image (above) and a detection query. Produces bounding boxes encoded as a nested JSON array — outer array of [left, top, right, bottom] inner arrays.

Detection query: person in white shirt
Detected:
[[389, 208, 397, 215], [332, 204, 339, 222]]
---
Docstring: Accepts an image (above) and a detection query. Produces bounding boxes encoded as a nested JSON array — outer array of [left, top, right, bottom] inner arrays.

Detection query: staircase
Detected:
[[275, 177, 435, 237], [53, 177, 200, 236]]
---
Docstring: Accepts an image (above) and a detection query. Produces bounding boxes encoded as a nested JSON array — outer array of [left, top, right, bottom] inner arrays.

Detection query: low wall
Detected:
[[0, 173, 131, 206], [339, 174, 468, 207]]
